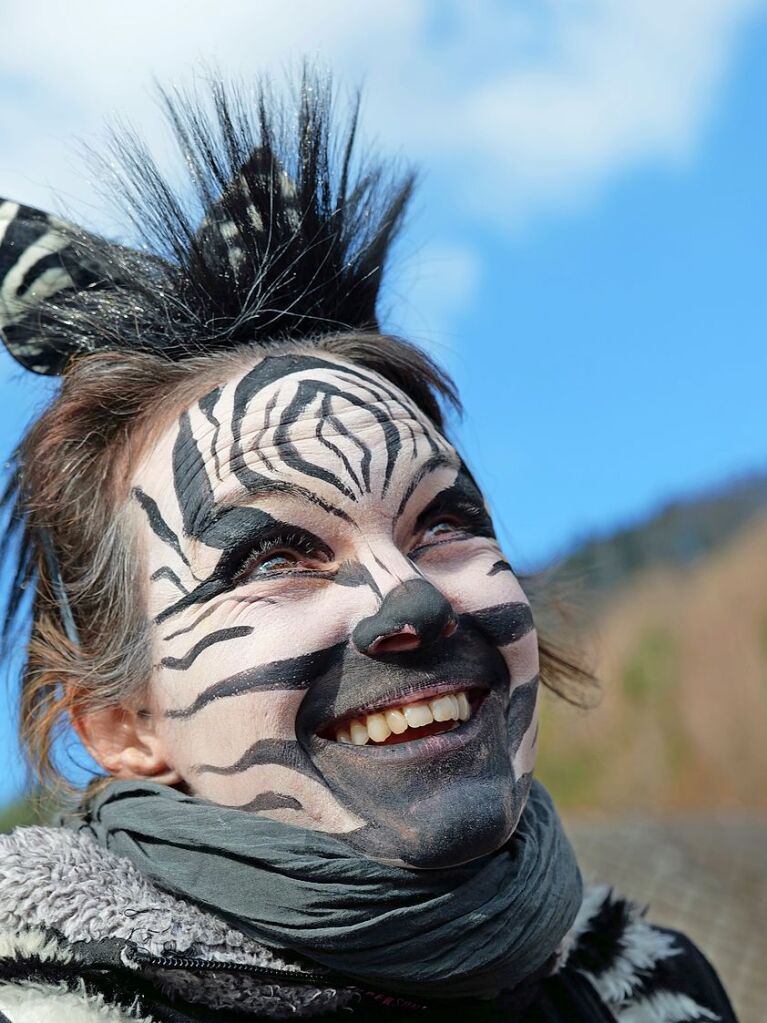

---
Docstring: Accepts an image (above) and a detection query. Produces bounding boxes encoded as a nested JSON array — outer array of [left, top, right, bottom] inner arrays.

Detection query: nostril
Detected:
[[352, 580, 457, 656], [368, 625, 420, 655]]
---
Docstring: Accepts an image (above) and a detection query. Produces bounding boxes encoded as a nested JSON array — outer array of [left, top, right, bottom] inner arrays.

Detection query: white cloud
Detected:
[[1, 0, 761, 216], [431, 0, 764, 223], [0, 0, 761, 329]]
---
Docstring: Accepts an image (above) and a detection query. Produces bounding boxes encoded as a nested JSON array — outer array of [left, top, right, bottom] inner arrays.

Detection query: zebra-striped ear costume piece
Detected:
[[0, 71, 415, 377], [0, 201, 116, 375]]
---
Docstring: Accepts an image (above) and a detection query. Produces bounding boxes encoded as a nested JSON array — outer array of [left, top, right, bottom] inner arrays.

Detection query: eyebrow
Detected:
[[215, 476, 354, 524], [395, 452, 462, 522]]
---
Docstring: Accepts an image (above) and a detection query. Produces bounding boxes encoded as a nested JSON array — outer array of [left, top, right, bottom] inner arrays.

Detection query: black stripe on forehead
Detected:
[[275, 377, 404, 498], [173, 408, 278, 546], [229, 354, 442, 498]]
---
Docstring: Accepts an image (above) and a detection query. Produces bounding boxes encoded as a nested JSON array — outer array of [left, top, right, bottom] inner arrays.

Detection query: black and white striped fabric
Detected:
[[0, 200, 110, 374]]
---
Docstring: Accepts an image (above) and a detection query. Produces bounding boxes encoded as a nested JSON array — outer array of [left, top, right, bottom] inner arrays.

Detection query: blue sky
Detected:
[[0, 1, 765, 804]]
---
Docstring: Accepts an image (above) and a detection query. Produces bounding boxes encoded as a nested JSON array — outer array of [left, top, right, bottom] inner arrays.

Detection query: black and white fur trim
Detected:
[[567, 884, 725, 1021]]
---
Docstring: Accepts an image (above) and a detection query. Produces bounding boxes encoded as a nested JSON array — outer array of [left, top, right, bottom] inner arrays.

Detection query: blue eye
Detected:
[[256, 552, 299, 574], [424, 520, 461, 539]]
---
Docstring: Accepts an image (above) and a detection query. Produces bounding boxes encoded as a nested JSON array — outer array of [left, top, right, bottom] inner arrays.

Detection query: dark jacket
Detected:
[[0, 825, 737, 1022]]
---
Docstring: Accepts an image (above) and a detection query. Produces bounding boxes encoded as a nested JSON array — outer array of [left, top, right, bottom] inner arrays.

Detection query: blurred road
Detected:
[[566, 815, 767, 1023]]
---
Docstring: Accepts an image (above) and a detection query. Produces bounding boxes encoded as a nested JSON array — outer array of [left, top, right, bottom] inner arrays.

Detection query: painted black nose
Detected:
[[352, 579, 457, 656]]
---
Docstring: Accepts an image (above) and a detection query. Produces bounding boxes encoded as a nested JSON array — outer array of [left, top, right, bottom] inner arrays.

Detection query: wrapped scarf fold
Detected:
[[69, 778, 582, 1000]]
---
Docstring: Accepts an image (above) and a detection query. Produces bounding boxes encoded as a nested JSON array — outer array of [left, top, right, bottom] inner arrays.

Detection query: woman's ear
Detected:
[[73, 704, 182, 785]]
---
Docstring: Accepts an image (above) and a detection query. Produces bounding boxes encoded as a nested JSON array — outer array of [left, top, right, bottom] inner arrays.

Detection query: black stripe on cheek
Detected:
[[194, 738, 320, 780], [462, 601, 534, 646], [488, 560, 513, 576], [160, 626, 254, 671], [507, 675, 539, 758], [154, 506, 281, 624], [164, 641, 348, 719], [133, 487, 191, 569], [231, 792, 303, 812]]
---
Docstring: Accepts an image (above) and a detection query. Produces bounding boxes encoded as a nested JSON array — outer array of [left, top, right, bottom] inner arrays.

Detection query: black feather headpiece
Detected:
[[0, 69, 418, 651], [0, 70, 415, 375]]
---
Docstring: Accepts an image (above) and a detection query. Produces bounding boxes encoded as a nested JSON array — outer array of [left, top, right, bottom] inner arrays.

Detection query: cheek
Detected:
[[148, 584, 380, 767], [418, 541, 529, 614], [156, 689, 305, 778]]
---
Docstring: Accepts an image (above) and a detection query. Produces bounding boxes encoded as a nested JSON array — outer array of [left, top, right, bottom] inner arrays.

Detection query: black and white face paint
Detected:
[[132, 354, 539, 868]]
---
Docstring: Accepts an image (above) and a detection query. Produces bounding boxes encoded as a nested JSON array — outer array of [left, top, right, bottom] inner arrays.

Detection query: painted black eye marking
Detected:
[[160, 626, 254, 671], [150, 566, 189, 595], [394, 453, 460, 522], [231, 526, 333, 582], [411, 469, 495, 541], [133, 487, 192, 570], [488, 560, 513, 576]]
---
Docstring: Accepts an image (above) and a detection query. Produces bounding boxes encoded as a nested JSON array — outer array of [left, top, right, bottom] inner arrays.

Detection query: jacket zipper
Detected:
[[130, 950, 429, 1012], [131, 949, 332, 986]]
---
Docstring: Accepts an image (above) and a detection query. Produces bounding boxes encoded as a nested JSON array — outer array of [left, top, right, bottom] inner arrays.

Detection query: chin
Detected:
[[338, 774, 525, 869]]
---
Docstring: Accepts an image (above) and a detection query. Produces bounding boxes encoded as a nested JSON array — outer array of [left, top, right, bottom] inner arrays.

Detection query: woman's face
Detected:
[[130, 353, 539, 867]]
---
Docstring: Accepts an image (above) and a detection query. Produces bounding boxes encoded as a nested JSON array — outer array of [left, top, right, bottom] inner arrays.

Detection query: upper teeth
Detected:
[[335, 690, 472, 745]]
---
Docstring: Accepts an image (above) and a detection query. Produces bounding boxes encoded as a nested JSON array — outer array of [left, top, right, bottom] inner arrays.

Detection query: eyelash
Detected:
[[231, 531, 329, 582], [412, 507, 489, 552], [229, 506, 489, 585]]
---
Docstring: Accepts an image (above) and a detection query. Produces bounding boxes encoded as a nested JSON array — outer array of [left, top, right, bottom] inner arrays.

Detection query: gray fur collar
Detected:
[[0, 825, 354, 1019]]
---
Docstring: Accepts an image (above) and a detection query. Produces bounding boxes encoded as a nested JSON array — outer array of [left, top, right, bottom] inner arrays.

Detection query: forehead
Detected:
[[135, 353, 456, 516]]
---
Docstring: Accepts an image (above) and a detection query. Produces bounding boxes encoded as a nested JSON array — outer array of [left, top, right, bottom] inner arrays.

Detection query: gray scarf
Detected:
[[69, 778, 581, 1001]]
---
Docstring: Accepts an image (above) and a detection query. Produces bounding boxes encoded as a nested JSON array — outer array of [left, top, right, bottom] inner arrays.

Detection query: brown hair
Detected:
[[10, 331, 595, 796]]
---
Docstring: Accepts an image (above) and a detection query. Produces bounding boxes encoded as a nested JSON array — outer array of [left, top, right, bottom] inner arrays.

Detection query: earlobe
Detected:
[[72, 704, 182, 785]]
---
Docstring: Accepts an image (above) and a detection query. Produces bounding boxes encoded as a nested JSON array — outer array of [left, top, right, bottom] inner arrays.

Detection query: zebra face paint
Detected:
[[132, 354, 540, 867]]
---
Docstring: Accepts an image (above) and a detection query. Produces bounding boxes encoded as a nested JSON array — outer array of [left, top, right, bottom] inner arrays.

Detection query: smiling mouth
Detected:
[[318, 687, 486, 747]]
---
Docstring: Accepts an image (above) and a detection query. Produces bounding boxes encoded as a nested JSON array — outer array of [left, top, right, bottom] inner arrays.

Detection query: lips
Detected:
[[317, 684, 486, 745]]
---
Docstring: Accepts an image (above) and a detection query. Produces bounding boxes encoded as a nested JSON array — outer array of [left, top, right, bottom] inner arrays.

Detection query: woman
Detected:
[[0, 72, 737, 1022]]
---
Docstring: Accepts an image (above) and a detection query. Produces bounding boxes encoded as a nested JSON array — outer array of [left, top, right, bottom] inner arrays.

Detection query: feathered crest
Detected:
[[0, 67, 415, 375], [0, 67, 417, 652]]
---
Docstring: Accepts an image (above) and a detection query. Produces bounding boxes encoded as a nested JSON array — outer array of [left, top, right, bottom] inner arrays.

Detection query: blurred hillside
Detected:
[[536, 473, 767, 813]]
